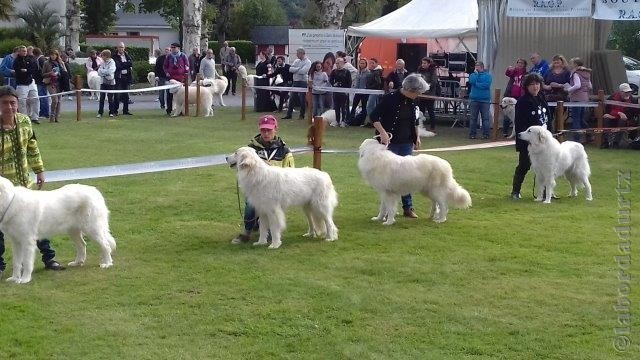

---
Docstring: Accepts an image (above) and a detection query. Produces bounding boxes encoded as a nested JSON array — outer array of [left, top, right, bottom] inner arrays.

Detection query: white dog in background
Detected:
[[416, 107, 437, 138], [358, 138, 471, 225], [168, 79, 215, 117], [197, 76, 228, 107], [518, 125, 593, 204], [226, 147, 339, 249], [0, 177, 116, 284], [87, 71, 101, 101], [500, 97, 517, 139], [147, 71, 157, 86]]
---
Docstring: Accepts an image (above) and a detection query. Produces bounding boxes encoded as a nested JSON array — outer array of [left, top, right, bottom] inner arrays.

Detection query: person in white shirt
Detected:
[[282, 47, 311, 120], [199, 49, 218, 80]]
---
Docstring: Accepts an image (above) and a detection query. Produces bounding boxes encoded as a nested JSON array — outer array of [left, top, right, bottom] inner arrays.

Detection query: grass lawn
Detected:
[[0, 108, 637, 359]]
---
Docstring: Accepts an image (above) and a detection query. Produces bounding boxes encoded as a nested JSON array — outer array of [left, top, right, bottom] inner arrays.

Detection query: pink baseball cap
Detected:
[[259, 115, 278, 130]]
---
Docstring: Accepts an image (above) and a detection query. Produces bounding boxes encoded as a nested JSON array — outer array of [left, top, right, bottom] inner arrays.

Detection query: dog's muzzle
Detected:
[[225, 156, 237, 168]]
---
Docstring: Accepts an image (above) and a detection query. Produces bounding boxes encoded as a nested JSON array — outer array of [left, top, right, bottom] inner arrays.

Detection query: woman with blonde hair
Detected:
[[41, 50, 67, 122]]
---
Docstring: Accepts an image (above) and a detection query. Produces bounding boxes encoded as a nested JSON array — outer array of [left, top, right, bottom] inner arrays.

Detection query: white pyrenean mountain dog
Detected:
[[500, 97, 517, 138], [0, 177, 116, 284], [226, 147, 338, 249], [168, 79, 215, 117], [87, 71, 101, 101], [197, 76, 228, 107], [518, 125, 593, 203], [358, 138, 471, 225]]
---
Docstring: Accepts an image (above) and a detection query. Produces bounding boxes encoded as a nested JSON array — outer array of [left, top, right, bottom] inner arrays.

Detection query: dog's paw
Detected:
[[382, 219, 395, 226], [268, 242, 282, 249], [324, 236, 337, 242], [16, 277, 31, 284], [99, 263, 113, 269], [433, 217, 447, 223], [533, 197, 543, 202], [586, 196, 593, 201], [253, 240, 268, 246], [68, 261, 84, 267], [371, 216, 384, 222], [543, 200, 551, 204], [6, 276, 19, 283]]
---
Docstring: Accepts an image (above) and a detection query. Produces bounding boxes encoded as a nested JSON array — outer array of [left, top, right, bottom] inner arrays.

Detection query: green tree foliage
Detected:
[[0, 0, 14, 21], [81, 0, 119, 34], [608, 21, 640, 59], [15, 1, 64, 52], [230, 0, 288, 40]]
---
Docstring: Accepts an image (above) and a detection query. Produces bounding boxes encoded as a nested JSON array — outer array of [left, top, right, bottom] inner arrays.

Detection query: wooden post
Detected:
[[75, 75, 82, 122], [595, 89, 605, 147], [492, 88, 501, 140], [309, 116, 326, 170], [195, 74, 202, 117], [556, 101, 565, 142], [183, 75, 189, 117], [241, 81, 246, 121], [306, 84, 313, 125]]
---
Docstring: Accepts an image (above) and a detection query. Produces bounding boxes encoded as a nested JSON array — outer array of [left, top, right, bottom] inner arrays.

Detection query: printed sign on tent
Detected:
[[506, 0, 592, 17], [593, 1, 640, 20]]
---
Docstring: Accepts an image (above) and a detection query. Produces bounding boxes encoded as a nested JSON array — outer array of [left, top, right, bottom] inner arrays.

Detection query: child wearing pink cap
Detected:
[[232, 115, 295, 244]]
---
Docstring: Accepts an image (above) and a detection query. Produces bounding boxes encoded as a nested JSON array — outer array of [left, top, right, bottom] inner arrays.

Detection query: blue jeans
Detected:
[[37, 84, 50, 117], [387, 143, 414, 209], [3, 77, 15, 88], [0, 231, 56, 271], [243, 201, 258, 233], [312, 93, 325, 116], [570, 106, 586, 141], [286, 81, 307, 118], [157, 77, 167, 108], [469, 101, 491, 137], [366, 94, 380, 122]]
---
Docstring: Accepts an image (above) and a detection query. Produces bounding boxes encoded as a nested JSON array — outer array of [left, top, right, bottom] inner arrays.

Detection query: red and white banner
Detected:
[[593, 0, 640, 20], [506, 0, 592, 17]]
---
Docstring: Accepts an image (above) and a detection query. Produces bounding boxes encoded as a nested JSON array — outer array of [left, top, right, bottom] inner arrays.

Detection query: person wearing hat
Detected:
[[163, 42, 190, 116], [231, 114, 295, 244], [0, 85, 66, 278], [603, 82, 637, 148]]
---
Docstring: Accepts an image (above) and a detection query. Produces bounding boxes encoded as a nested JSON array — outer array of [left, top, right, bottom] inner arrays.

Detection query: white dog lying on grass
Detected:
[[358, 138, 471, 225], [226, 147, 338, 249], [518, 125, 593, 203], [0, 177, 116, 284]]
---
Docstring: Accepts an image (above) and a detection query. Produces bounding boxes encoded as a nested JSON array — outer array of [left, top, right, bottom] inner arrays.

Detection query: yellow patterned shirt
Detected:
[[0, 113, 44, 188]]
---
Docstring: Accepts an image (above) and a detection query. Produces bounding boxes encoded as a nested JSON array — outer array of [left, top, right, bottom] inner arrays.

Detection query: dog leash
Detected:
[[0, 193, 16, 225]]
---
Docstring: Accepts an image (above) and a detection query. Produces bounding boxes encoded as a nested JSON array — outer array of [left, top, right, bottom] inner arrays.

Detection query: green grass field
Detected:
[[0, 108, 637, 359]]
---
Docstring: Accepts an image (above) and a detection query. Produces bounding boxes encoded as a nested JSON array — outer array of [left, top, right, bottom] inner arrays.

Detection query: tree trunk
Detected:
[[65, 0, 81, 51], [314, 0, 352, 29], [216, 0, 231, 47], [183, 0, 203, 53]]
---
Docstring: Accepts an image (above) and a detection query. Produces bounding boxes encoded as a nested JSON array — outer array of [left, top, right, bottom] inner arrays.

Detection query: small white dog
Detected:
[[416, 107, 436, 138], [0, 177, 116, 284], [87, 71, 101, 101], [500, 97, 517, 138], [168, 79, 215, 117], [147, 71, 157, 86], [198, 76, 228, 107], [518, 125, 593, 203], [358, 138, 471, 225], [226, 147, 338, 249]]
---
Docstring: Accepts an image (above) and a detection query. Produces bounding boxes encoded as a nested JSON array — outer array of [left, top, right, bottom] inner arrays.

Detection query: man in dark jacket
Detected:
[[265, 55, 292, 112], [113, 42, 133, 115], [364, 58, 384, 126], [13, 45, 40, 123], [33, 47, 50, 119], [417, 57, 441, 131], [329, 57, 352, 127], [370, 74, 429, 219], [155, 46, 170, 109], [386, 59, 408, 91]]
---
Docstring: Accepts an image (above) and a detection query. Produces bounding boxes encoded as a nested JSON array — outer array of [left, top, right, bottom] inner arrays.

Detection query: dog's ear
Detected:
[[238, 150, 257, 169], [537, 130, 545, 144]]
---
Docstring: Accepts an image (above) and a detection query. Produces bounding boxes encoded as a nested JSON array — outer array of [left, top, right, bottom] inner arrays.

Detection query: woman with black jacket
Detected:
[[511, 73, 551, 200]]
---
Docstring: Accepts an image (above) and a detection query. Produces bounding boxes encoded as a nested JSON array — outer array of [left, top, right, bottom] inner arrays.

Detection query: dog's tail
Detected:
[[447, 181, 472, 209]]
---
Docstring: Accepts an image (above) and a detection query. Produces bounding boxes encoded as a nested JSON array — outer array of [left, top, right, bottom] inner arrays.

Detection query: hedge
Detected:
[[208, 40, 254, 64], [133, 61, 154, 84], [80, 44, 150, 61], [0, 38, 31, 57]]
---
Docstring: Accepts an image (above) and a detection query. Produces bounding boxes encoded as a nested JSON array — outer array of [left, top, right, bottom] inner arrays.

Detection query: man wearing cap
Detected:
[[231, 114, 295, 244], [603, 82, 637, 148], [163, 42, 190, 116], [369, 74, 428, 219]]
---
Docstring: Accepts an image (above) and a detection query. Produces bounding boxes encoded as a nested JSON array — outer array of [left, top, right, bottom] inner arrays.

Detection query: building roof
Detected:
[[251, 26, 290, 45], [115, 11, 172, 28]]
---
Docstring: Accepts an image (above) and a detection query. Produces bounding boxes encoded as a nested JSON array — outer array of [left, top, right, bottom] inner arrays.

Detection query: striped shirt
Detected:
[[0, 113, 44, 188]]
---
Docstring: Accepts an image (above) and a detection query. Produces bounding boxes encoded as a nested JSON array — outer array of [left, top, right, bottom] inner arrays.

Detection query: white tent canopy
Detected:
[[346, 0, 479, 39]]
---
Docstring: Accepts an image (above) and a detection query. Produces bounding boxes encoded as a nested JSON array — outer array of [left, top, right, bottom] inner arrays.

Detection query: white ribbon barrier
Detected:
[[17, 83, 183, 101], [548, 101, 599, 108]]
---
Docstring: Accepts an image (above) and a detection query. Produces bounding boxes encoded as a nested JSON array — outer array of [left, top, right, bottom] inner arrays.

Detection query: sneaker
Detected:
[[231, 233, 250, 245], [403, 208, 418, 218], [123, 112, 133, 116], [45, 260, 66, 271], [511, 192, 521, 200], [109, 114, 114, 118], [469, 135, 476, 139], [96, 114, 102, 118], [482, 135, 490, 139]]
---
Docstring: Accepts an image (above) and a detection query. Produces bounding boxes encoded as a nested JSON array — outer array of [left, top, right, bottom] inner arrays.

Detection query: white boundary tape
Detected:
[[17, 83, 183, 100], [41, 141, 514, 183]]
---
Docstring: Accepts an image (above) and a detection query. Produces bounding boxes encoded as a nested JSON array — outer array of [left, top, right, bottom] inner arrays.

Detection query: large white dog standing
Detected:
[[226, 147, 338, 249], [518, 125, 593, 203], [168, 79, 215, 117], [358, 138, 471, 225], [0, 177, 116, 284]]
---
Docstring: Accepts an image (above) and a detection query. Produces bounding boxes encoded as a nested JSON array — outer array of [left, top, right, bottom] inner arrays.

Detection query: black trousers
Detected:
[[512, 150, 531, 195], [116, 80, 130, 113], [225, 69, 237, 95], [418, 98, 436, 129], [0, 231, 56, 271], [333, 93, 349, 124], [349, 93, 369, 120]]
